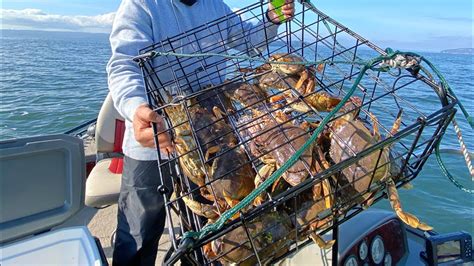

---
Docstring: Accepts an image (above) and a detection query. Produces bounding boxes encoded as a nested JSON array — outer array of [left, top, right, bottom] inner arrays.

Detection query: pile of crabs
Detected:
[[163, 53, 432, 265]]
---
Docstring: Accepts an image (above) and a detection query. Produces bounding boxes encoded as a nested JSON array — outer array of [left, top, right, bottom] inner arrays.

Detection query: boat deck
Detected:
[[77, 136, 175, 264]]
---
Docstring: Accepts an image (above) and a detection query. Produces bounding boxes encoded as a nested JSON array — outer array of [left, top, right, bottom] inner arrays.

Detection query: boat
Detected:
[[2, 0, 473, 264], [0, 93, 472, 266]]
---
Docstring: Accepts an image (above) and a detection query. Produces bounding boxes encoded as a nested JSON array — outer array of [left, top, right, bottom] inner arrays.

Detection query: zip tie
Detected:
[[153, 95, 186, 111]]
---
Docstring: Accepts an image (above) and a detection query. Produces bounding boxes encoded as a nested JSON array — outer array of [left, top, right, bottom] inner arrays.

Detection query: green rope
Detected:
[[436, 136, 474, 194]]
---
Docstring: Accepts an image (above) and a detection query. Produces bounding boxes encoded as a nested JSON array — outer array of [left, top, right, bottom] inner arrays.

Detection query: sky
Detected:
[[1, 0, 472, 51]]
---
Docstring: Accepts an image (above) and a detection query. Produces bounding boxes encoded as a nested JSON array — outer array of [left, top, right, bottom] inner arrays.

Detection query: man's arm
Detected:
[[224, 1, 294, 54], [107, 0, 173, 151], [106, 0, 153, 122]]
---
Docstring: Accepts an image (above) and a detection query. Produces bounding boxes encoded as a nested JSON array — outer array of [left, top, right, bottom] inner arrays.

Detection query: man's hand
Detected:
[[268, 0, 295, 24], [133, 104, 174, 154]]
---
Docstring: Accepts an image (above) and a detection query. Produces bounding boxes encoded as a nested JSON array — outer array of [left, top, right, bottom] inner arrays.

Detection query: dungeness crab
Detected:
[[164, 93, 255, 215], [204, 212, 294, 265], [244, 53, 342, 113], [327, 99, 432, 231]]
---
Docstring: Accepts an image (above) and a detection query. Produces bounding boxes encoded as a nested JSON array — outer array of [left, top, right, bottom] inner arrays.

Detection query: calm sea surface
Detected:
[[1, 29, 473, 235]]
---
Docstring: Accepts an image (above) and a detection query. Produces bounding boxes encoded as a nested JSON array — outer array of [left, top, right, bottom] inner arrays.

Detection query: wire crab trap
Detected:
[[134, 1, 457, 265]]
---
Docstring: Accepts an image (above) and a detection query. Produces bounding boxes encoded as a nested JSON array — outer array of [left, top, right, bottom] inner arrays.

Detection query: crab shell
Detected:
[[165, 103, 207, 187], [189, 106, 238, 151], [208, 146, 255, 201], [222, 81, 268, 109], [186, 105, 255, 202], [329, 117, 391, 201], [210, 212, 293, 265], [244, 115, 313, 187], [257, 71, 298, 92], [269, 124, 313, 186], [269, 53, 306, 75]]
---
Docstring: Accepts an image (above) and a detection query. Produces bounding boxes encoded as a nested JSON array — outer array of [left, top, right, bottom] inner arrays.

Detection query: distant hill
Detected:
[[1, 29, 109, 41], [440, 48, 474, 55]]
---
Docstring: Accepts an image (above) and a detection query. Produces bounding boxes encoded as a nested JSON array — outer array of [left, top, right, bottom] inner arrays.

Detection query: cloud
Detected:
[[0, 9, 115, 33]]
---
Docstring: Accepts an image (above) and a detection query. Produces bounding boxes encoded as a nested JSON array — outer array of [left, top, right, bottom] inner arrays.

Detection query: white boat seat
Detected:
[[85, 93, 125, 208], [85, 159, 122, 207]]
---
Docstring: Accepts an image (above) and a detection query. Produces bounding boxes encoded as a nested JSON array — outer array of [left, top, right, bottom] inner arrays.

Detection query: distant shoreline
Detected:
[[440, 48, 474, 55], [1, 29, 109, 38], [2, 29, 473, 56]]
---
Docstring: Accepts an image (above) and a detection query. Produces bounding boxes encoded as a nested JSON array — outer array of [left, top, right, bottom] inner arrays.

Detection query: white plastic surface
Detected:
[[0, 226, 102, 266]]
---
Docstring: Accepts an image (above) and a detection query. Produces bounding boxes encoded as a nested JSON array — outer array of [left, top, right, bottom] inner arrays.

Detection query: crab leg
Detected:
[[390, 110, 403, 137], [182, 194, 220, 220], [309, 230, 336, 249], [203, 242, 217, 260], [369, 112, 381, 142], [204, 146, 221, 161], [304, 74, 316, 95], [389, 110, 414, 190], [254, 163, 277, 206], [322, 179, 333, 210], [212, 106, 225, 120], [308, 215, 336, 249], [386, 179, 433, 231], [313, 147, 334, 209], [295, 69, 309, 94]]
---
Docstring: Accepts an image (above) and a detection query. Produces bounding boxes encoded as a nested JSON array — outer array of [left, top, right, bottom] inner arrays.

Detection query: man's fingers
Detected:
[[144, 108, 160, 123], [283, 0, 294, 8], [135, 127, 174, 149], [135, 127, 155, 147], [282, 5, 294, 12], [136, 104, 161, 123], [282, 1, 295, 19], [157, 132, 173, 148]]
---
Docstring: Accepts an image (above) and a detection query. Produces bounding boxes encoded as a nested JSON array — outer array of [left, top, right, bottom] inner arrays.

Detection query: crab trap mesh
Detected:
[[135, 1, 457, 265]]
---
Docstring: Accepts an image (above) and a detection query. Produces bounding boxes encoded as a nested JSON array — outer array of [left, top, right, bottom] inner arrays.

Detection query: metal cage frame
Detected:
[[134, 1, 457, 265]]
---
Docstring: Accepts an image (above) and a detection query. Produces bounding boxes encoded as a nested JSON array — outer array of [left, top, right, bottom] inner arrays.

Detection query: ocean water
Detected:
[[1, 29, 473, 236]]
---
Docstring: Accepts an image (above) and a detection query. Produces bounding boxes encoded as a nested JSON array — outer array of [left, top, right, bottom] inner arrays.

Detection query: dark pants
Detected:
[[112, 156, 174, 266]]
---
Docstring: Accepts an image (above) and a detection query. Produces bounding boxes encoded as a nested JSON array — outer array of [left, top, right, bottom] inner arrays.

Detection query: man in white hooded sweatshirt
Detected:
[[107, 0, 294, 264]]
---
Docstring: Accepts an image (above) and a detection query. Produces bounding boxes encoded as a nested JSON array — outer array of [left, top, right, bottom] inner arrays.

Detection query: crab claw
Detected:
[[290, 92, 341, 113], [386, 179, 433, 231], [309, 93, 342, 112], [310, 233, 336, 249], [341, 96, 362, 115], [182, 194, 220, 221]]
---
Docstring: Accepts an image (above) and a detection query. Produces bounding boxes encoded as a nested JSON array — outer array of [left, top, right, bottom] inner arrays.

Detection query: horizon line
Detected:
[[2, 28, 473, 54]]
